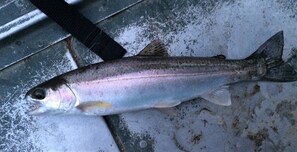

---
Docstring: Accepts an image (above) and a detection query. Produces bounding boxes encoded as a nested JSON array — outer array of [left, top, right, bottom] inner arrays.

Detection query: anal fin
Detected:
[[201, 86, 232, 106], [154, 101, 181, 108]]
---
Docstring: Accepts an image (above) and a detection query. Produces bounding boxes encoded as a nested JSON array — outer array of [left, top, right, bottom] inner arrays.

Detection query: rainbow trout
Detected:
[[26, 31, 297, 115]]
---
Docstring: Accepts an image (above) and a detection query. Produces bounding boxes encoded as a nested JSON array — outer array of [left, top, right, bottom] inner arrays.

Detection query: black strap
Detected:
[[29, 0, 126, 61]]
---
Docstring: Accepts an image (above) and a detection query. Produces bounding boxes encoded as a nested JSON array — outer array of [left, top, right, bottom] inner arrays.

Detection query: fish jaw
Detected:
[[27, 105, 51, 115]]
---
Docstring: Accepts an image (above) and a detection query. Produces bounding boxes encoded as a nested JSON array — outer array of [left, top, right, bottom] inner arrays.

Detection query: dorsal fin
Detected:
[[137, 40, 169, 57]]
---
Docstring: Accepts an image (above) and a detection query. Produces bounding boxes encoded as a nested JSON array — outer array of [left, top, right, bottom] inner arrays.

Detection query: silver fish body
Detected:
[[25, 31, 297, 115], [62, 57, 264, 114]]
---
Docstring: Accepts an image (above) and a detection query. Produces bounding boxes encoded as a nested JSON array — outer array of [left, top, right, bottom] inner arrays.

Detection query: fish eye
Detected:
[[31, 88, 46, 100]]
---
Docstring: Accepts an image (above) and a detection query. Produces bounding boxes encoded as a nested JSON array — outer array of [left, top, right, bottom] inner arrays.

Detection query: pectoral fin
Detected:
[[201, 86, 232, 106], [76, 101, 112, 112]]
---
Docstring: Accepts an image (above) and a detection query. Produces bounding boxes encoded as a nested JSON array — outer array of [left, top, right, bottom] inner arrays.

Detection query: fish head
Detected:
[[25, 78, 76, 115]]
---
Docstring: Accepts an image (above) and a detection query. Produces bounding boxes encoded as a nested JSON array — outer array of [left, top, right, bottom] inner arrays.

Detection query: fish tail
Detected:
[[247, 31, 297, 82]]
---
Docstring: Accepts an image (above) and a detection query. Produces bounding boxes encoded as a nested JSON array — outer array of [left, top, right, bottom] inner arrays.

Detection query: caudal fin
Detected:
[[247, 31, 297, 82]]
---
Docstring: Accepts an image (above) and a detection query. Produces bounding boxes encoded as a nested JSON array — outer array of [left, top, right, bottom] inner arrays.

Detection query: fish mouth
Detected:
[[26, 101, 44, 115]]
